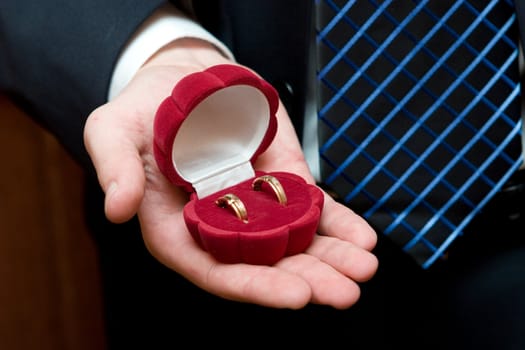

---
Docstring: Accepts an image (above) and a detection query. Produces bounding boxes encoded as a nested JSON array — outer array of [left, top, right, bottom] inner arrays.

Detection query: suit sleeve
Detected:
[[0, 0, 169, 169]]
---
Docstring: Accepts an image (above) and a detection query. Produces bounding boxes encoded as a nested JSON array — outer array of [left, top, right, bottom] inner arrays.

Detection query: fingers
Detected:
[[140, 189, 377, 309], [276, 252, 363, 309], [140, 212, 314, 309], [319, 192, 378, 251], [159, 227, 371, 310], [272, 235, 378, 309], [306, 234, 378, 283], [204, 263, 313, 309], [139, 200, 360, 309], [84, 106, 146, 223]]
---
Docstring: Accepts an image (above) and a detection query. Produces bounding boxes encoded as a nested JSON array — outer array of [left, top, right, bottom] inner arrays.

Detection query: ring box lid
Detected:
[[153, 64, 279, 198]]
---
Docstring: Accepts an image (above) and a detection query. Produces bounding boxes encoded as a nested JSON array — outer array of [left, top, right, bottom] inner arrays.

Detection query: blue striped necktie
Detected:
[[316, 0, 523, 268]]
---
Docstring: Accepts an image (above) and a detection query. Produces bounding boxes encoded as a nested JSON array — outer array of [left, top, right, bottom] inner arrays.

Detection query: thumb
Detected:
[[84, 107, 146, 223]]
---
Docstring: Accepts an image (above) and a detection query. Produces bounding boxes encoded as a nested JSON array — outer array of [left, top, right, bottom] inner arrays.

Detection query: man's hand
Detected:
[[83, 38, 378, 310]]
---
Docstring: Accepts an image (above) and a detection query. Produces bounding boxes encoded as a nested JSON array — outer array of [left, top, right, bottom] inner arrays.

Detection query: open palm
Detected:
[[83, 42, 378, 310]]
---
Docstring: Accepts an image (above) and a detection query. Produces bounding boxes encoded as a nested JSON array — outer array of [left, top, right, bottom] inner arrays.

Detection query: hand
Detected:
[[84, 38, 378, 310]]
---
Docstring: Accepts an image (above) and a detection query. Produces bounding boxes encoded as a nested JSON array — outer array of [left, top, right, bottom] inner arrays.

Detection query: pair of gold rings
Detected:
[[215, 175, 287, 223]]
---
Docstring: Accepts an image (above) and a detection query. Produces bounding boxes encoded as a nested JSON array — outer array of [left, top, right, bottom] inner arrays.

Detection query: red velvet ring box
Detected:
[[153, 64, 324, 265]]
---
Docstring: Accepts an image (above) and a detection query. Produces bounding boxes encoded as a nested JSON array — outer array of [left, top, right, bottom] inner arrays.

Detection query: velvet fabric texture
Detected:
[[154, 64, 324, 264]]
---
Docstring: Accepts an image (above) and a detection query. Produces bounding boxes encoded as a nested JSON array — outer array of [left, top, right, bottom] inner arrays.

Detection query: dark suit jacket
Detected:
[[0, 1, 163, 170], [0, 0, 311, 173]]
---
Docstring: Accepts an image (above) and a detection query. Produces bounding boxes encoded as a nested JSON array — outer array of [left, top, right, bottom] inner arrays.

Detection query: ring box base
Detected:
[[184, 171, 324, 265]]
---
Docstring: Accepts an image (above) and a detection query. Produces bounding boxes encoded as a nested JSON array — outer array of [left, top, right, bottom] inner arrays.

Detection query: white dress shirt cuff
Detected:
[[108, 4, 235, 101]]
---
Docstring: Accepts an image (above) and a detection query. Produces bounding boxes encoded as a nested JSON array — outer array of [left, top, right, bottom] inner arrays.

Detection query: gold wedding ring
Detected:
[[252, 175, 287, 205], [215, 193, 248, 223]]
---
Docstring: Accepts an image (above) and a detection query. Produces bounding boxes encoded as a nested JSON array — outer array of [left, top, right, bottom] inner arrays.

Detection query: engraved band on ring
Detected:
[[252, 175, 287, 205], [215, 193, 248, 223]]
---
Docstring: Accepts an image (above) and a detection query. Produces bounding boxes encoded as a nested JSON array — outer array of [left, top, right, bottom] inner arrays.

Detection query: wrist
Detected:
[[141, 38, 233, 72], [107, 3, 235, 101]]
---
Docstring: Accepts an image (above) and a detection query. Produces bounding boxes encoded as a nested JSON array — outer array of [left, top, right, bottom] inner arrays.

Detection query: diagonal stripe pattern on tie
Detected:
[[316, 0, 523, 268]]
